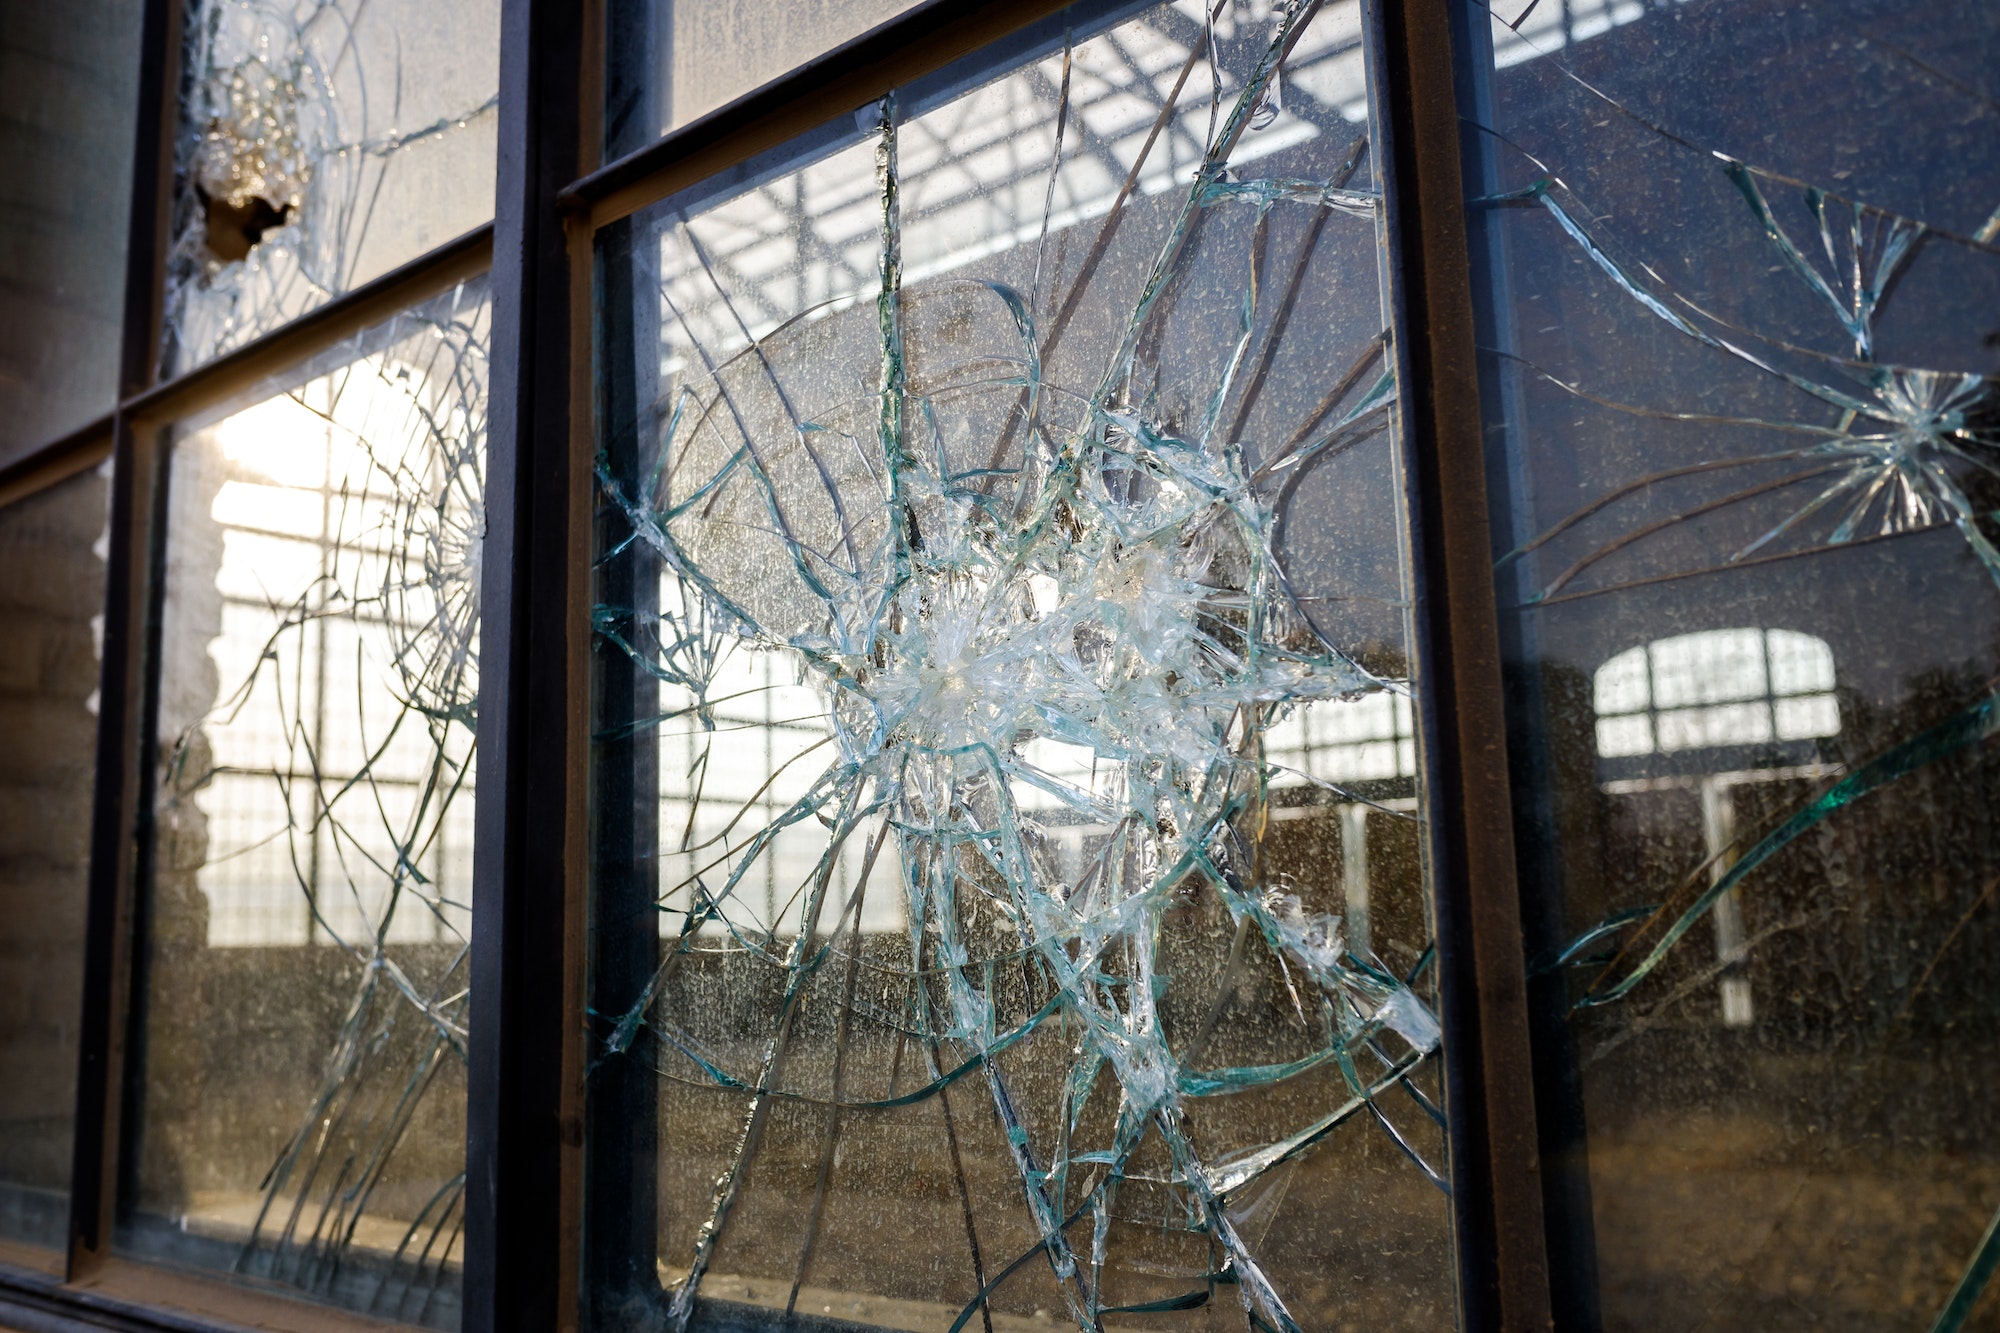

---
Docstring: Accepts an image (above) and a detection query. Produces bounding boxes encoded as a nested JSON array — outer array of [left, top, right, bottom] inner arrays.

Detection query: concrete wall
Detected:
[[0, 2, 144, 464]]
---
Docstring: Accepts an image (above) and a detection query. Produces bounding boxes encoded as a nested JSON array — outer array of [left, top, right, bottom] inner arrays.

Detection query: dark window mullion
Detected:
[[0, 223, 492, 520], [1364, 0, 1555, 1329], [559, 0, 1077, 231]]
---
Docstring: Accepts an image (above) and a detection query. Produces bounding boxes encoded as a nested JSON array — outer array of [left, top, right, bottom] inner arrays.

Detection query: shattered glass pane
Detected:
[[164, 0, 499, 373], [0, 4, 142, 464], [591, 3, 1454, 1330], [126, 280, 485, 1327], [0, 466, 110, 1256], [1468, 0, 2000, 1327], [607, 0, 925, 156]]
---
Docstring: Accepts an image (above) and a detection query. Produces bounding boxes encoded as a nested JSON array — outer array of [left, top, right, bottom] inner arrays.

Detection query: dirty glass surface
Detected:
[[1467, 0, 2000, 1329], [0, 1, 143, 464], [606, 0, 926, 158], [124, 280, 485, 1327], [590, 3, 1455, 1330], [163, 0, 500, 374], [0, 467, 110, 1257]]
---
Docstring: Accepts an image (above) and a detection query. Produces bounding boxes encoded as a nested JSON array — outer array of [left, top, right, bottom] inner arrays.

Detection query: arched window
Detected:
[[1593, 627, 1840, 758]]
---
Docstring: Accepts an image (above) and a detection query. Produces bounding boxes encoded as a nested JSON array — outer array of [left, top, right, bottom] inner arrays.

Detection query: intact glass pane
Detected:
[[606, 0, 925, 156], [0, 3, 142, 465], [591, 3, 1454, 1330], [163, 0, 500, 372], [126, 280, 486, 1327], [0, 465, 110, 1256], [1468, 0, 2000, 1328]]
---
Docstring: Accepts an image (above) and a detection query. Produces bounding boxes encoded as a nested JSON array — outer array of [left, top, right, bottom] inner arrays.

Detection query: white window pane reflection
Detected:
[[1593, 628, 1841, 758]]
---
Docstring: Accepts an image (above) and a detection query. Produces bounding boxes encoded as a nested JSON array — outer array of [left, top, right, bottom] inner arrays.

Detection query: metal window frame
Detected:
[[1365, 6, 1550, 1328], [0, 0, 1556, 1331]]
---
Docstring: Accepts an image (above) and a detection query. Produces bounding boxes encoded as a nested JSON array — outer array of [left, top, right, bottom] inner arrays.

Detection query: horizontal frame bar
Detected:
[[0, 1255, 425, 1333], [463, 0, 594, 1325], [0, 416, 113, 512], [123, 226, 495, 426]]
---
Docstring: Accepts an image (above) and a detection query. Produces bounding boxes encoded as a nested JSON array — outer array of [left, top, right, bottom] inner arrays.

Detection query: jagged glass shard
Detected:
[[163, 0, 500, 372], [0, 465, 111, 1254], [1470, 1, 2000, 1327], [130, 280, 487, 1328], [591, 3, 1452, 1330]]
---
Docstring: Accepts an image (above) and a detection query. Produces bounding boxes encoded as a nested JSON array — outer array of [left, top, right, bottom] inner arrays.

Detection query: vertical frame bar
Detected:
[[1366, 0, 1554, 1328], [1447, 2, 1603, 1326], [68, 0, 185, 1274], [468, 0, 596, 1328]]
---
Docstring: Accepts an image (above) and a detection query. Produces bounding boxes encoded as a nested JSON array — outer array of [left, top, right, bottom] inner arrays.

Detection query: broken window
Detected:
[[588, 3, 1456, 1329], [128, 280, 487, 1328], [165, 0, 500, 372], [1468, 0, 2000, 1327]]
